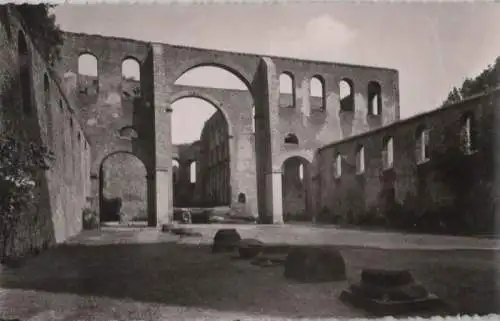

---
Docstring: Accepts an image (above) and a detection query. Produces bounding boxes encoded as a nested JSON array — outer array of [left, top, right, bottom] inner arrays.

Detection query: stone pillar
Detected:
[[353, 80, 369, 136], [299, 74, 311, 117], [304, 163, 314, 222], [266, 170, 284, 224], [253, 57, 283, 224], [146, 173, 156, 226], [89, 173, 99, 216], [152, 43, 173, 226]]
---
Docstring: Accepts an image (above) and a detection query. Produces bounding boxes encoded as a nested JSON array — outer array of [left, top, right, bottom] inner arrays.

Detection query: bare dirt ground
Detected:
[[0, 225, 498, 320]]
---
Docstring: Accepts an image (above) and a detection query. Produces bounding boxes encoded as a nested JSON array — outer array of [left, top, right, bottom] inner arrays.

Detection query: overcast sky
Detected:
[[54, 3, 500, 144]]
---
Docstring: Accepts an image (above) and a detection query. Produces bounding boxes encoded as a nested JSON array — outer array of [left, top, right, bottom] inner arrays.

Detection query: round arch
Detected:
[[169, 60, 254, 93], [92, 149, 149, 176], [77, 52, 98, 76], [166, 56, 278, 223], [121, 55, 142, 64], [98, 151, 149, 223], [169, 91, 234, 138], [276, 150, 314, 170], [98, 150, 147, 175]]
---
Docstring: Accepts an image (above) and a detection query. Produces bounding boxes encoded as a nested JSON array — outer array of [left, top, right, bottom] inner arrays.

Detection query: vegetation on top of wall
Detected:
[[443, 56, 500, 106], [15, 4, 63, 66], [0, 124, 54, 262]]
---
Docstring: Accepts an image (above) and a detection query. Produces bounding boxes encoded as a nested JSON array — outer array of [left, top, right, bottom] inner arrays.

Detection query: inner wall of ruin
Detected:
[[1, 5, 497, 260], [57, 30, 399, 224], [0, 8, 91, 256]]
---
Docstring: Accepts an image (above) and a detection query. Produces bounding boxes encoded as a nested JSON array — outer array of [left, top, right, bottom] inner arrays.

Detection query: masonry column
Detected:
[[304, 163, 314, 223], [89, 173, 99, 216], [146, 173, 156, 226], [254, 57, 283, 224], [152, 43, 173, 226], [352, 79, 369, 136]]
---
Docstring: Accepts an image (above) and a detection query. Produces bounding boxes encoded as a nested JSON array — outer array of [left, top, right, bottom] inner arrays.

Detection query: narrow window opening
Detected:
[[310, 75, 325, 111], [335, 153, 342, 178], [121, 58, 141, 98], [416, 127, 430, 163], [279, 72, 295, 108], [190, 161, 197, 183], [284, 133, 299, 145], [339, 78, 354, 112], [368, 81, 382, 116], [356, 146, 365, 174], [461, 114, 477, 154], [298, 163, 304, 181], [383, 136, 394, 169], [78, 53, 98, 77]]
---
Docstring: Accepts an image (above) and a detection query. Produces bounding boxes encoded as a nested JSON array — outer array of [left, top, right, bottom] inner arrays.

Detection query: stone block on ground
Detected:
[[170, 227, 202, 237], [212, 228, 241, 253], [238, 238, 265, 259], [284, 246, 346, 283], [161, 223, 179, 233], [340, 268, 447, 316]]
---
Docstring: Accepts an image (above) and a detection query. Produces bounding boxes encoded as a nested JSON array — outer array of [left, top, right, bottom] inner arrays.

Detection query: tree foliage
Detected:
[[0, 127, 54, 261], [15, 4, 63, 66], [443, 56, 500, 106]]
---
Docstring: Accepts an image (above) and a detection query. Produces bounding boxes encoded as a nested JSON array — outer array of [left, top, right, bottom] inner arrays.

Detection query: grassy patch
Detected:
[[0, 241, 497, 319]]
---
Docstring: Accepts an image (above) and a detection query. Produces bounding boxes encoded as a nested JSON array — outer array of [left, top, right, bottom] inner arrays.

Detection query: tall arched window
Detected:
[[356, 145, 365, 174], [190, 161, 197, 183], [310, 75, 325, 111], [298, 163, 304, 181], [382, 136, 394, 169], [172, 159, 179, 183], [121, 58, 140, 81], [78, 53, 98, 77], [121, 58, 141, 98], [78, 53, 99, 95], [18, 31, 32, 114], [368, 81, 382, 116], [415, 126, 430, 163], [339, 78, 354, 112], [334, 153, 342, 178], [279, 72, 295, 108], [461, 113, 477, 154]]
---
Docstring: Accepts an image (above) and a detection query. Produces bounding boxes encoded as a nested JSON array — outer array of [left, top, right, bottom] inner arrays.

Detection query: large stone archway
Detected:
[[151, 45, 282, 225], [169, 94, 232, 209]]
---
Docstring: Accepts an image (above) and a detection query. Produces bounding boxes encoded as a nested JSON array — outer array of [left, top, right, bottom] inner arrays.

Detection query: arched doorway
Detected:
[[281, 156, 312, 222], [99, 152, 147, 223]]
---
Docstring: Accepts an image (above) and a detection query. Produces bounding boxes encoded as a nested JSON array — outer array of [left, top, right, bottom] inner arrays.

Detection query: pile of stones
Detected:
[[210, 228, 447, 317], [211, 228, 346, 282]]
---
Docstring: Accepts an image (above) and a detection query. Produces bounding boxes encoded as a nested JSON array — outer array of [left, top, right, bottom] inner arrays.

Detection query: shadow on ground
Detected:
[[1, 241, 499, 319]]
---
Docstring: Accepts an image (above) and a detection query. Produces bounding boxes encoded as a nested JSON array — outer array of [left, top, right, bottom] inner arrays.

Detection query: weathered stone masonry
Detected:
[[311, 89, 499, 231], [0, 6, 91, 258], [2, 5, 494, 257], [57, 30, 399, 225]]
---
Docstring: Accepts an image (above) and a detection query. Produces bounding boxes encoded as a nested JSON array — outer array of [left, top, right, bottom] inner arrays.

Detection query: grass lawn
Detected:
[[0, 238, 498, 320]]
